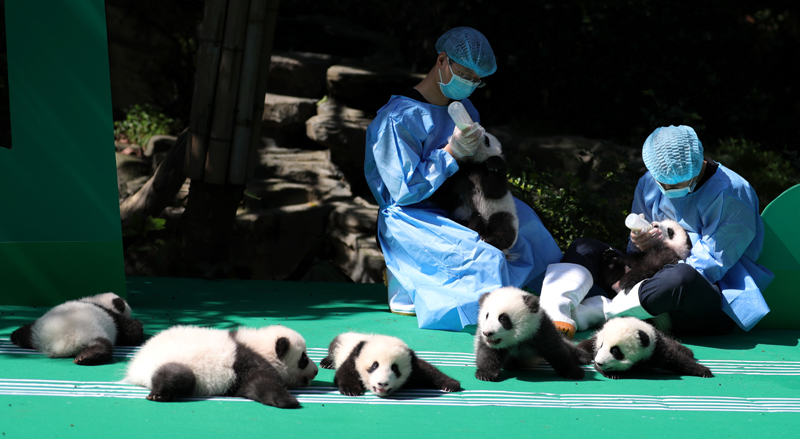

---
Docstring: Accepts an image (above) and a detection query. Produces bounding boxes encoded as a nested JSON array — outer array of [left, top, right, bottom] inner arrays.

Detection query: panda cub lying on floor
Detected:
[[474, 287, 592, 381], [10, 292, 143, 365], [429, 132, 518, 255], [319, 332, 460, 397], [578, 317, 714, 379], [125, 325, 318, 409]]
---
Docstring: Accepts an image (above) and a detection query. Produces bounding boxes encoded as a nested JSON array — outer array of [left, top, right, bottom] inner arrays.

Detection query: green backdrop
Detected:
[[0, 0, 125, 305]]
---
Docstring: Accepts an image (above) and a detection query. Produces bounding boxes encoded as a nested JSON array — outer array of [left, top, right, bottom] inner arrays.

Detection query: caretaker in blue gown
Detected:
[[539, 125, 773, 337], [364, 27, 563, 331]]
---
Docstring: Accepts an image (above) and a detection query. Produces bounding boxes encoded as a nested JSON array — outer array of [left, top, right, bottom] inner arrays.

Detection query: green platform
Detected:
[[1, 277, 799, 438]]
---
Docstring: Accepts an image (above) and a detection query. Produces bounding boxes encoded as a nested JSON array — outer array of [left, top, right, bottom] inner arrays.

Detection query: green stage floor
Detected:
[[1, 277, 799, 438]]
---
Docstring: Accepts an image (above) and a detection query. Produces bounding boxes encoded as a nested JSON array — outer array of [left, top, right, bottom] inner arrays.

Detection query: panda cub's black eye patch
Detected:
[[610, 346, 624, 361], [391, 363, 401, 377], [667, 228, 675, 240], [498, 313, 513, 330], [298, 351, 309, 369], [368, 361, 379, 373]]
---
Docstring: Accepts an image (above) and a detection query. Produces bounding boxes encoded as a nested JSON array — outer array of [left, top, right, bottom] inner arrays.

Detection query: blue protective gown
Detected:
[[628, 162, 774, 331], [365, 95, 563, 331]]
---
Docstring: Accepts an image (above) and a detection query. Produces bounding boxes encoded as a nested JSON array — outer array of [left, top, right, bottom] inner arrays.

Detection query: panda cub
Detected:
[[125, 325, 318, 409], [10, 292, 143, 365], [474, 287, 592, 382], [429, 132, 518, 254], [319, 332, 460, 397], [602, 218, 692, 294], [578, 317, 713, 379]]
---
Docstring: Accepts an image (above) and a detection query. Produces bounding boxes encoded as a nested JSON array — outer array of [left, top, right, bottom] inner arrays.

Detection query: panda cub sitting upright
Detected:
[[474, 287, 592, 382], [319, 332, 460, 397], [578, 317, 714, 379], [601, 218, 692, 295], [429, 131, 518, 255], [125, 325, 318, 409], [10, 292, 144, 365]]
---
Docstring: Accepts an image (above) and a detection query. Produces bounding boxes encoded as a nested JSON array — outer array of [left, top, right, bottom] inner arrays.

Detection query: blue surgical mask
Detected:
[[438, 63, 479, 101], [656, 176, 698, 199]]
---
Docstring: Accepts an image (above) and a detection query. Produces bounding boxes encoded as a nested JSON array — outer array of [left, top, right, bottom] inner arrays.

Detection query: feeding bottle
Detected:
[[448, 101, 474, 130], [625, 214, 653, 234]]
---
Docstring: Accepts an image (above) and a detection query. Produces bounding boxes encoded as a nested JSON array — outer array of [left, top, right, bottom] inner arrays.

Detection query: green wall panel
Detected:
[[0, 0, 125, 304]]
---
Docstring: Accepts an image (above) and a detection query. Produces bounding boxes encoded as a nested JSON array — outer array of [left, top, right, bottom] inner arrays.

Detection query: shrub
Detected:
[[113, 104, 177, 148], [708, 138, 800, 211], [508, 151, 638, 252]]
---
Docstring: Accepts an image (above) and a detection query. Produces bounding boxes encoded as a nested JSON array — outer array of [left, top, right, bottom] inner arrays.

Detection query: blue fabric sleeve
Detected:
[[686, 193, 757, 284], [371, 112, 459, 206]]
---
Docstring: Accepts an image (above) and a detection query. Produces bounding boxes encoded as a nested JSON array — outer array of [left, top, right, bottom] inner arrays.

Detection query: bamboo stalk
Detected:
[[227, 0, 268, 185], [186, 0, 228, 180], [245, 0, 279, 181], [204, 0, 250, 185]]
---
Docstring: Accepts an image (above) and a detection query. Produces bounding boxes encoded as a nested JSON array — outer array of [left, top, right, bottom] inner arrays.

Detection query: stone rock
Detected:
[[262, 93, 319, 134], [273, 15, 403, 67], [143, 134, 176, 157], [305, 101, 374, 200], [326, 63, 424, 113], [499, 133, 644, 191], [328, 198, 383, 284], [267, 51, 338, 99], [116, 152, 151, 183]]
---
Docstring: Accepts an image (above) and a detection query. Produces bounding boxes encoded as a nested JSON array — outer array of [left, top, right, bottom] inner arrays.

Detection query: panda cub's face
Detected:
[[592, 317, 656, 373], [469, 132, 503, 163], [355, 336, 413, 397], [652, 219, 691, 260], [237, 326, 318, 388], [281, 339, 318, 388], [477, 287, 541, 350]]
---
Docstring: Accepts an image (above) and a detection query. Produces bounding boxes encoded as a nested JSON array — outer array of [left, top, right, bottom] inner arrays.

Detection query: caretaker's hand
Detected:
[[446, 122, 485, 159], [630, 220, 662, 252]]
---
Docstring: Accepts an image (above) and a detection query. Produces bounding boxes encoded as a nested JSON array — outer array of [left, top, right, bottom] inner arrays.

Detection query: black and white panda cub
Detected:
[[474, 287, 592, 382], [577, 317, 713, 379], [429, 132, 518, 254], [601, 219, 692, 295], [10, 292, 144, 365], [125, 325, 318, 409], [319, 332, 460, 397]]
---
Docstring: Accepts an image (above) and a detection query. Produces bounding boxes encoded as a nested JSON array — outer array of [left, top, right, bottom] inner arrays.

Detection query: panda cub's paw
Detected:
[[439, 377, 462, 392], [319, 356, 334, 369], [475, 368, 501, 382], [484, 155, 506, 173]]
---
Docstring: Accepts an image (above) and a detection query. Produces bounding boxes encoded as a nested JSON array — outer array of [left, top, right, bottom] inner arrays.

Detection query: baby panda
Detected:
[[125, 325, 318, 409], [474, 287, 592, 382], [577, 317, 713, 379], [10, 292, 143, 365], [429, 132, 518, 254], [319, 332, 460, 397], [602, 218, 692, 295]]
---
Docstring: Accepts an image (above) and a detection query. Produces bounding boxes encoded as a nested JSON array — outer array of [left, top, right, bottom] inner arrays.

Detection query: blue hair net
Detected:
[[435, 27, 497, 77], [642, 125, 704, 184]]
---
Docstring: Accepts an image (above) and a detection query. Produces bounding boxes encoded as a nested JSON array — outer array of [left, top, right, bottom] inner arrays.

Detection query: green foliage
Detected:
[[122, 215, 167, 252], [708, 138, 800, 211], [113, 104, 177, 148], [508, 152, 637, 252]]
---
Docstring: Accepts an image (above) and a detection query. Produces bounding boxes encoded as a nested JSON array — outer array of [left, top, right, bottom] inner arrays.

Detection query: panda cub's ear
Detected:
[[112, 297, 127, 313], [522, 294, 539, 314], [275, 337, 290, 359], [637, 330, 650, 348], [478, 292, 491, 307]]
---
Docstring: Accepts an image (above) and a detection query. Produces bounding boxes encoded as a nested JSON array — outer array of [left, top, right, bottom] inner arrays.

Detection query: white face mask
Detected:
[[438, 63, 479, 101]]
